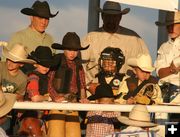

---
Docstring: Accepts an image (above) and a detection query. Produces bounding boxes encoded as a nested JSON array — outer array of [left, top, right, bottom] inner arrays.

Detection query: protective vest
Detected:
[[126, 75, 158, 92], [53, 54, 82, 96], [96, 72, 125, 96]]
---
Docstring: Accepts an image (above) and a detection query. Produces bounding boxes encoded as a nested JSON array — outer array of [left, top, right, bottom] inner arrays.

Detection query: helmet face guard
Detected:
[[98, 47, 125, 76]]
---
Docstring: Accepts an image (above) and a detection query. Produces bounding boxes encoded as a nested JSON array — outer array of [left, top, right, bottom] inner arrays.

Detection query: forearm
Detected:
[[31, 95, 49, 102]]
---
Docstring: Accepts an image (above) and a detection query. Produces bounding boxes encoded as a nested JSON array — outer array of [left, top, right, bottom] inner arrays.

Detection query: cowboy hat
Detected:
[[52, 32, 89, 51], [29, 46, 59, 68], [0, 90, 16, 117], [118, 105, 157, 127], [21, 0, 59, 19], [127, 53, 154, 72], [88, 84, 114, 100], [2, 43, 36, 64], [98, 1, 130, 15], [155, 11, 180, 26]]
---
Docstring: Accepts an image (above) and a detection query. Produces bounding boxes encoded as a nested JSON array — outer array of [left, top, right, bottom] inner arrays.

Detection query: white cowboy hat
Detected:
[[127, 53, 154, 72], [118, 105, 157, 127], [155, 11, 180, 26], [98, 1, 130, 15], [0, 90, 16, 117], [2, 43, 36, 64]]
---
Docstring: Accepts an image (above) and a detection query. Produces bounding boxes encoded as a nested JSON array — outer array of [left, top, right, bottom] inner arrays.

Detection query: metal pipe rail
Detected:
[[13, 101, 180, 113]]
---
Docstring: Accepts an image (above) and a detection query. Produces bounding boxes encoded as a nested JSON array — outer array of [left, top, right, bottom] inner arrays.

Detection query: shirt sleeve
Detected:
[[27, 74, 39, 99]]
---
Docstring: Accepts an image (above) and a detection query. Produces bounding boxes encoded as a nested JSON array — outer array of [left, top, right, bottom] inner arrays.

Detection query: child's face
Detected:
[[64, 50, 78, 61], [6, 59, 23, 72], [35, 64, 50, 74], [134, 67, 150, 82], [102, 59, 116, 73]]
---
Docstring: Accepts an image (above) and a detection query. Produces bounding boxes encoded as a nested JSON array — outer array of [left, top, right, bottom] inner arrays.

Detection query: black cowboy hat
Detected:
[[29, 46, 59, 68], [98, 1, 130, 15], [88, 84, 114, 100], [21, 0, 59, 19], [52, 32, 89, 51]]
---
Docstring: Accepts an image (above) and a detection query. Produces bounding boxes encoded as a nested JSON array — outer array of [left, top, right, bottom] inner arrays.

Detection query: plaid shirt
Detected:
[[48, 60, 86, 100], [86, 111, 120, 137]]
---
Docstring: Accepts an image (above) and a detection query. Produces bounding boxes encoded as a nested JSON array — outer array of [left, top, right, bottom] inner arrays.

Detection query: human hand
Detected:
[[126, 97, 135, 104], [54, 95, 65, 102], [79, 98, 90, 103], [88, 83, 99, 95]]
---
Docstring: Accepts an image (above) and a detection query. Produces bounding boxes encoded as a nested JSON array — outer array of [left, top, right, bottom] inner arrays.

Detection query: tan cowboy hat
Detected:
[[118, 105, 157, 127], [0, 90, 16, 117], [98, 1, 130, 15], [52, 32, 89, 51], [2, 43, 36, 64], [155, 11, 180, 26], [21, 0, 59, 19], [127, 53, 154, 72]]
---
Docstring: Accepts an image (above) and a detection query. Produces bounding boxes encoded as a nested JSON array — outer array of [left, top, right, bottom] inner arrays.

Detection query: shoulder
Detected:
[[117, 26, 141, 37]]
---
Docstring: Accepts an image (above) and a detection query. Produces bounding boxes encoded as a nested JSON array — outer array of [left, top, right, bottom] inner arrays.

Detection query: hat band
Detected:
[[129, 117, 150, 123], [103, 9, 121, 12]]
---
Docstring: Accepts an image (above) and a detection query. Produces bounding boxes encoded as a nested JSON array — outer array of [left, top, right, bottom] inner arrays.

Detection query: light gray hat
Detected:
[[118, 105, 157, 127], [3, 43, 36, 64], [155, 11, 180, 26], [98, 1, 130, 15]]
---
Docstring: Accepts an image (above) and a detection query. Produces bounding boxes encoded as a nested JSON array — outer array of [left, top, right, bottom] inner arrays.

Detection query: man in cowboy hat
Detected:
[[0, 89, 16, 137], [105, 105, 161, 137], [115, 53, 162, 105], [81, 1, 149, 88], [46, 32, 89, 137], [0, 43, 35, 134], [154, 11, 180, 129], [7, 0, 58, 54], [155, 11, 180, 104]]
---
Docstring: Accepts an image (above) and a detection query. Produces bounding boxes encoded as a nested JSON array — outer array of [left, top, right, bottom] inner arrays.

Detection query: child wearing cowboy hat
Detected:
[[86, 83, 121, 137], [26, 46, 59, 102], [46, 32, 89, 137], [115, 53, 162, 105], [18, 46, 59, 137], [0, 42, 35, 134], [105, 105, 161, 137]]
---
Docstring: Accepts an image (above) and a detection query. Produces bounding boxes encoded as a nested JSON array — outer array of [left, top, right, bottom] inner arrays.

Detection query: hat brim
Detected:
[[2, 47, 36, 64], [0, 93, 16, 117], [118, 116, 157, 127], [21, 8, 58, 18], [30, 52, 60, 68], [155, 20, 180, 26], [127, 58, 154, 72], [51, 43, 89, 51], [98, 8, 130, 15]]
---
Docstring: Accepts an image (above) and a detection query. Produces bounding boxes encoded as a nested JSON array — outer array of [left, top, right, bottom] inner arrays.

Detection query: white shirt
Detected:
[[154, 37, 180, 86]]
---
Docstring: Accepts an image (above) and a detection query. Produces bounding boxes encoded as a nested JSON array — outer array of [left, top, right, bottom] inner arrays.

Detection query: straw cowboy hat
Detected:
[[88, 84, 114, 100], [98, 1, 130, 15], [52, 32, 89, 51], [2, 43, 36, 64], [155, 11, 180, 26], [127, 53, 154, 72], [0, 89, 16, 117], [29, 46, 59, 68], [21, 0, 59, 19], [118, 105, 157, 127]]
